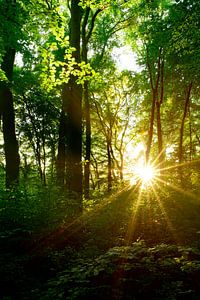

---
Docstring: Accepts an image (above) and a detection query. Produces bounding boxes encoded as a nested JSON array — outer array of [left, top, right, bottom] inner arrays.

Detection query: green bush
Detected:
[[41, 241, 200, 299]]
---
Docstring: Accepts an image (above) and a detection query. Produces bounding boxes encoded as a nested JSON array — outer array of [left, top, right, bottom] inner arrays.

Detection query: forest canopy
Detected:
[[0, 0, 200, 298], [0, 0, 199, 198]]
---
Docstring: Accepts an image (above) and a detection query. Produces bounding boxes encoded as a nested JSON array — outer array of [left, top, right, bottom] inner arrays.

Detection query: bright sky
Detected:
[[15, 46, 142, 72], [112, 46, 142, 72], [15, 52, 23, 67]]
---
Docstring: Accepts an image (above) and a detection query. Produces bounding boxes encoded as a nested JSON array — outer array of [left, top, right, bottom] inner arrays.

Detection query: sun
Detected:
[[129, 161, 157, 188], [125, 143, 158, 188], [135, 164, 155, 184]]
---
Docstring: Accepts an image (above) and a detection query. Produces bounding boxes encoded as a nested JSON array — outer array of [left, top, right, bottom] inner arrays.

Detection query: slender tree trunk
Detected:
[[156, 59, 164, 166], [41, 124, 46, 185], [146, 89, 156, 163], [178, 82, 192, 184], [188, 104, 192, 161], [120, 152, 124, 181], [107, 136, 112, 192], [84, 82, 91, 198], [0, 48, 20, 188], [91, 152, 100, 189], [156, 100, 164, 166], [156, 102, 162, 154], [146, 48, 164, 165], [56, 109, 67, 185], [179, 82, 192, 164]]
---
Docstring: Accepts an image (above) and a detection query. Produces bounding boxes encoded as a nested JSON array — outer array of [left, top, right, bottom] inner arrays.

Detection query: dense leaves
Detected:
[[0, 0, 200, 299]]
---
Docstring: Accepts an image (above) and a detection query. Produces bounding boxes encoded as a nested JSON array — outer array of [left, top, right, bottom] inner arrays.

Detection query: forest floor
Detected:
[[1, 183, 200, 299]]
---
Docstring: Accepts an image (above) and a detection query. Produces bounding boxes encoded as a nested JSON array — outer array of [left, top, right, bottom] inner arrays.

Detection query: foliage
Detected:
[[41, 241, 200, 299], [0, 0, 200, 298], [0, 179, 76, 233]]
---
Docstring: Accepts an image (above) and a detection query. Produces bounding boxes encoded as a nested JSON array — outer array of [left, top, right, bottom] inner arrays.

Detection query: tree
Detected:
[[0, 0, 21, 187], [56, 0, 83, 212], [81, 7, 102, 199]]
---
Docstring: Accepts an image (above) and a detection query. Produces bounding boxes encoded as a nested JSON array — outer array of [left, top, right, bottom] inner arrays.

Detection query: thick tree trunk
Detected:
[[82, 10, 91, 199], [56, 0, 83, 212], [65, 77, 82, 201], [65, 0, 83, 211], [81, 7, 101, 198], [0, 48, 20, 188]]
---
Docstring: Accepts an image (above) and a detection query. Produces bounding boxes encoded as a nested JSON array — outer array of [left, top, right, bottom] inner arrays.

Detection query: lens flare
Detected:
[[130, 162, 156, 188], [135, 165, 154, 183]]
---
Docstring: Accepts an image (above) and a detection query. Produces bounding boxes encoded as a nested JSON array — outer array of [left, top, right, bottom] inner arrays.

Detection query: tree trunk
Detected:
[[179, 82, 192, 164], [56, 0, 83, 212], [56, 109, 67, 185], [84, 81, 91, 198], [178, 82, 192, 184], [146, 89, 156, 163], [156, 101, 164, 165], [0, 48, 20, 188], [65, 0, 83, 211], [65, 76, 82, 202], [81, 7, 101, 198], [146, 48, 164, 165], [107, 136, 112, 192], [119, 152, 124, 181], [156, 59, 164, 166], [82, 9, 91, 199], [188, 104, 192, 161]]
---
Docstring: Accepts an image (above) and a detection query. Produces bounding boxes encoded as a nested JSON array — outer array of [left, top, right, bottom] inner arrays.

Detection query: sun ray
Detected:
[[124, 188, 144, 246], [158, 159, 200, 172], [37, 184, 130, 250], [150, 182, 181, 244], [156, 177, 200, 202]]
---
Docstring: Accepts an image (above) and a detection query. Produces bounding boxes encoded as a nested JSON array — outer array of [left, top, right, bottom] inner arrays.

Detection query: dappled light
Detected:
[[1, 0, 200, 299]]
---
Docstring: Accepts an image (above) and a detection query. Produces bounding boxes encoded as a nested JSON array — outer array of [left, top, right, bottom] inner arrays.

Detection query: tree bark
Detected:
[[146, 89, 156, 163], [179, 82, 192, 164], [81, 7, 101, 198], [83, 81, 91, 198], [82, 8, 91, 199], [107, 135, 112, 192], [56, 0, 83, 212], [0, 48, 20, 188], [56, 109, 67, 185], [65, 0, 83, 211], [146, 48, 164, 165]]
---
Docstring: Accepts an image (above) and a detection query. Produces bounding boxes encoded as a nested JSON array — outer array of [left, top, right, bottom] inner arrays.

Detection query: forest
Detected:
[[0, 0, 200, 299]]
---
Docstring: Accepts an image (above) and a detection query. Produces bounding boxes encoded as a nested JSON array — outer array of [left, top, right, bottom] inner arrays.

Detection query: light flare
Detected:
[[135, 164, 154, 183], [130, 161, 157, 189]]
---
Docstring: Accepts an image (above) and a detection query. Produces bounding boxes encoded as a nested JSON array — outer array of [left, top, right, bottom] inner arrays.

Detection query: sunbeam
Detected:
[[150, 182, 181, 244]]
